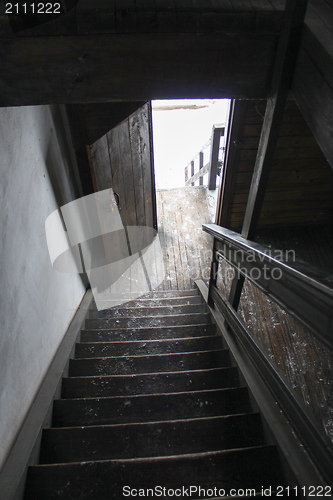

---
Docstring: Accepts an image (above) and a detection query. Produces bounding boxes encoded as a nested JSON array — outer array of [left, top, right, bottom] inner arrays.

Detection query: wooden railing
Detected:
[[185, 126, 224, 190], [203, 222, 333, 482], [203, 223, 333, 349]]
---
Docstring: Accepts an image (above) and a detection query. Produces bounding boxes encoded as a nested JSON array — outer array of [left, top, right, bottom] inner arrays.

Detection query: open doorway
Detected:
[[152, 99, 230, 189], [151, 99, 230, 290]]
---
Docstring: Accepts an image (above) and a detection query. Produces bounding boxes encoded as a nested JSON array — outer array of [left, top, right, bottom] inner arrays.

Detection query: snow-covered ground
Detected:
[[152, 99, 230, 189]]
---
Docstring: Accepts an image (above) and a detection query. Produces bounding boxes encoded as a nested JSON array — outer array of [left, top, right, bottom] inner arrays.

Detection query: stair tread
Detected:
[[93, 296, 203, 309], [53, 387, 251, 427], [45, 412, 261, 430], [68, 349, 230, 376], [62, 367, 240, 398], [87, 312, 211, 320], [77, 335, 218, 345], [75, 336, 223, 357], [25, 446, 284, 500], [81, 324, 217, 342], [40, 413, 264, 464], [93, 289, 199, 299], [85, 314, 213, 331], [30, 444, 278, 465], [92, 303, 207, 318], [72, 348, 227, 360], [58, 386, 246, 400], [64, 366, 237, 379]]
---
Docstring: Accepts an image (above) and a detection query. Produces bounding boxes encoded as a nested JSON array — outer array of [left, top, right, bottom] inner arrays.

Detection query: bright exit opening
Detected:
[[152, 99, 230, 190], [151, 99, 231, 289]]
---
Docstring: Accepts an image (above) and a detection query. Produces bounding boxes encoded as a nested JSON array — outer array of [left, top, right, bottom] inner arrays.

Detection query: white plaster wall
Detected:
[[0, 106, 86, 470]]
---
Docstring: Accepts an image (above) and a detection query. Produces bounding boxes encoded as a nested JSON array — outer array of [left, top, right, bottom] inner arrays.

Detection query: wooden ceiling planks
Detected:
[[0, 0, 332, 185]]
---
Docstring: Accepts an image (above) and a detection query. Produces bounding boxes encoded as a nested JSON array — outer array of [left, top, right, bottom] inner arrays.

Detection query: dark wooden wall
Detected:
[[218, 99, 333, 231]]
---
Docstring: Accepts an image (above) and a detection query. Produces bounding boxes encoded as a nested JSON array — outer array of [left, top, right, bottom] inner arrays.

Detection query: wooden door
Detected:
[[87, 102, 158, 293], [89, 101, 157, 233]]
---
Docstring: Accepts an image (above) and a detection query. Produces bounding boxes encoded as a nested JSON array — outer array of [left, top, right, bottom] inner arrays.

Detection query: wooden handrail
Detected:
[[203, 223, 333, 350]]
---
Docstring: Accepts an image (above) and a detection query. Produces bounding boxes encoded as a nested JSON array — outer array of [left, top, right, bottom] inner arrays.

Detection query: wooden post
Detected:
[[208, 127, 223, 191], [228, 0, 309, 311], [208, 240, 218, 307], [191, 161, 195, 186], [199, 152, 204, 186], [216, 101, 247, 228]]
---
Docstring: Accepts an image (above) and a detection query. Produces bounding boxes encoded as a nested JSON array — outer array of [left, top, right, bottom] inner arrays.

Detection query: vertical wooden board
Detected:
[[89, 135, 112, 193], [176, 205, 192, 288], [156, 193, 169, 290], [169, 207, 184, 289], [117, 119, 138, 229], [129, 111, 146, 256], [105, 127, 132, 268], [135, 104, 156, 229], [161, 191, 178, 289], [107, 127, 125, 226]]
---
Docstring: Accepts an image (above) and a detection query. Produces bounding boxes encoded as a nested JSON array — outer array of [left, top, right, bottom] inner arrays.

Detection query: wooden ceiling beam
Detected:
[[0, 32, 277, 106]]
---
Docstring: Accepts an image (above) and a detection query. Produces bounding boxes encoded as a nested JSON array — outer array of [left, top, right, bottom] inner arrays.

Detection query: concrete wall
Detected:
[[0, 105, 86, 470]]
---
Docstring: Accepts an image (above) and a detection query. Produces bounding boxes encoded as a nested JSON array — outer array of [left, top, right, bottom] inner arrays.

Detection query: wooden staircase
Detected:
[[24, 289, 292, 499]]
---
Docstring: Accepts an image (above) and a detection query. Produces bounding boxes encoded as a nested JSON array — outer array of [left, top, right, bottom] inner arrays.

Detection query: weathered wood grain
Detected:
[[156, 188, 217, 290], [0, 32, 278, 106]]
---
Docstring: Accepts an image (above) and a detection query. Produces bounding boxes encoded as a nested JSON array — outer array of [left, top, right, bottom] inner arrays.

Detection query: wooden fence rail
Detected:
[[185, 126, 225, 190]]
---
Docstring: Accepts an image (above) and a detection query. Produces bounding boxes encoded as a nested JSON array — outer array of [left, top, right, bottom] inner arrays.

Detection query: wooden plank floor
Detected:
[[156, 187, 218, 291]]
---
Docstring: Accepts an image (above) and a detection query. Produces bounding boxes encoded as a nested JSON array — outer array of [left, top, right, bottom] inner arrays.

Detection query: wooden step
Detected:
[[75, 336, 223, 358], [68, 350, 230, 377], [85, 312, 212, 330], [61, 367, 240, 399], [95, 290, 200, 301], [90, 303, 207, 319], [53, 388, 251, 427], [25, 446, 284, 500], [92, 295, 203, 310], [40, 413, 264, 464], [81, 324, 217, 342]]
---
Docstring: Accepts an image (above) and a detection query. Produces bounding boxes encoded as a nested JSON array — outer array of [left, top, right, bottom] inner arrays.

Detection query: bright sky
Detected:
[[152, 99, 230, 189]]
